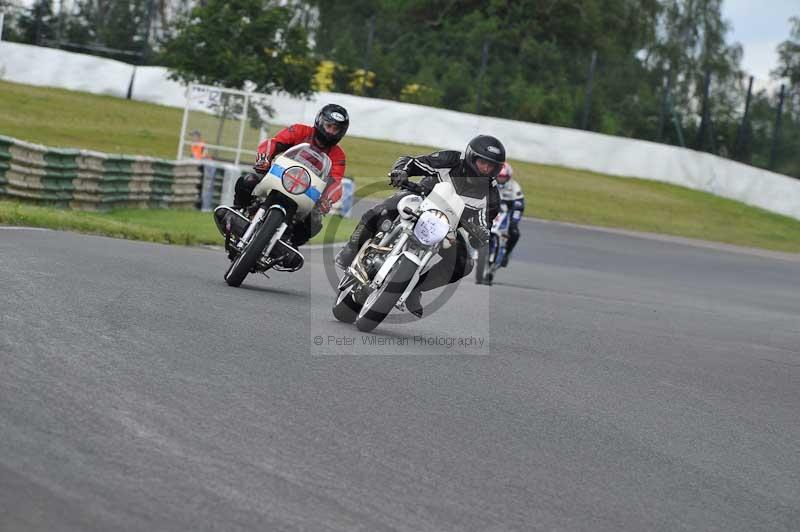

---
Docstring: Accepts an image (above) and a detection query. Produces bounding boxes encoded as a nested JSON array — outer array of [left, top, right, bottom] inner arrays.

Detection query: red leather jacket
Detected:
[[255, 124, 347, 203]]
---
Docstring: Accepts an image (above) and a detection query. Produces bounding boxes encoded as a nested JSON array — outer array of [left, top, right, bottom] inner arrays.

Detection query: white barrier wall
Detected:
[[2, 41, 800, 220], [0, 41, 134, 97]]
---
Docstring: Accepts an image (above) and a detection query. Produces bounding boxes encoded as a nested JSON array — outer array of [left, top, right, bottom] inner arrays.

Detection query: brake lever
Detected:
[[402, 206, 419, 219]]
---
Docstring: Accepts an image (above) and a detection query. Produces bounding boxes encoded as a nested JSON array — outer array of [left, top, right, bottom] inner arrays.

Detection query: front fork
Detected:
[[238, 207, 267, 249], [236, 205, 289, 266], [396, 249, 434, 307]]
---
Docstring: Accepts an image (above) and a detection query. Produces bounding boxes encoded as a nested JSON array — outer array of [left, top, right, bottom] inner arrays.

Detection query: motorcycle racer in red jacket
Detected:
[[233, 104, 349, 248]]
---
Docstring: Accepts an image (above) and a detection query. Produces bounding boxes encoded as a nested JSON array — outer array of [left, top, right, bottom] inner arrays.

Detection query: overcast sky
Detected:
[[722, 0, 798, 82]]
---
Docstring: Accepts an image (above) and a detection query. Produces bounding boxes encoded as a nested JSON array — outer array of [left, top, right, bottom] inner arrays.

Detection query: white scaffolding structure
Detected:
[[177, 83, 269, 167]]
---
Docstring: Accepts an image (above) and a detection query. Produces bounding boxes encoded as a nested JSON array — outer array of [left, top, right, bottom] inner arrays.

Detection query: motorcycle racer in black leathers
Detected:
[[335, 135, 505, 317]]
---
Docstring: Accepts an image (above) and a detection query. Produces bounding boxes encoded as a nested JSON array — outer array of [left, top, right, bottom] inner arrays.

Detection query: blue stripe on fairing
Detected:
[[268, 163, 286, 178], [306, 187, 322, 201], [269, 162, 322, 201]]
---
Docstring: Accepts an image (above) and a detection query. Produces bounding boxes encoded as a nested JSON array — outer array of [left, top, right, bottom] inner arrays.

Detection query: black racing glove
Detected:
[[469, 225, 491, 249], [460, 217, 490, 248], [464, 224, 492, 249], [388, 169, 409, 188]]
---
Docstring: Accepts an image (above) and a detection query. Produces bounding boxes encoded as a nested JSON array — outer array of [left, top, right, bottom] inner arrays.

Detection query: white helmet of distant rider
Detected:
[[496, 162, 513, 186]]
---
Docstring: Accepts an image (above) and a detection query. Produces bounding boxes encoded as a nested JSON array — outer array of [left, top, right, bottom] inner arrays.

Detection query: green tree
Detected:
[[306, 0, 794, 175], [773, 17, 800, 119], [644, 0, 743, 152], [0, 1, 22, 42], [99, 0, 150, 52], [311, 0, 665, 129], [18, 0, 157, 63], [774, 17, 800, 82], [768, 17, 800, 177], [10, 0, 57, 45], [161, 0, 315, 96]]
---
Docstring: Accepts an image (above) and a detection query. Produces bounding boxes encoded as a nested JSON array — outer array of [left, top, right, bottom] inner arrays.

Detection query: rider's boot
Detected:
[[404, 285, 423, 318], [502, 228, 519, 268], [335, 221, 373, 270]]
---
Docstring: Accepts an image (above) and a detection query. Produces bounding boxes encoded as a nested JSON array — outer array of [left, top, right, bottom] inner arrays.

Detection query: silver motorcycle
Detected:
[[333, 181, 488, 332]]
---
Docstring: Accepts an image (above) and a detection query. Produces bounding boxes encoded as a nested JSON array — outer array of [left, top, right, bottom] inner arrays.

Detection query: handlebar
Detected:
[[396, 178, 488, 246], [399, 180, 424, 195]]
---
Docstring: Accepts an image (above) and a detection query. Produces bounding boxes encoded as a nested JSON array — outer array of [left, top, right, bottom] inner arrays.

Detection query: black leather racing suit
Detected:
[[357, 150, 500, 293]]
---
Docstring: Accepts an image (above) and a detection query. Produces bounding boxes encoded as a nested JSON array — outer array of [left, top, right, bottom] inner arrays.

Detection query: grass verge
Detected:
[[2, 80, 800, 252], [0, 201, 357, 246]]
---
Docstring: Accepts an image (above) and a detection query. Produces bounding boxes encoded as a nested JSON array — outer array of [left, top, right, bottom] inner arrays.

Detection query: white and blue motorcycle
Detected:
[[213, 143, 333, 287]]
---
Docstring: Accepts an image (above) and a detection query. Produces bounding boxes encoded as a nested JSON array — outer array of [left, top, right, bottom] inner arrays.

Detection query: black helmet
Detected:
[[464, 135, 506, 181], [313, 104, 349, 148]]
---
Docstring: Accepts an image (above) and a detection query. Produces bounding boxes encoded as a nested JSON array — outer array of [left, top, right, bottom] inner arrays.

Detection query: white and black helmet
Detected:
[[464, 135, 506, 181], [313, 104, 349, 147]]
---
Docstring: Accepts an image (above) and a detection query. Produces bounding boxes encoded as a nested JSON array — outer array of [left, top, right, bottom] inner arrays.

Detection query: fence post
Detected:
[[707, 111, 717, 155], [695, 69, 712, 151], [0, 12, 5, 41], [177, 85, 192, 160], [142, 0, 156, 62], [769, 84, 786, 170], [667, 93, 685, 148], [580, 50, 597, 131], [34, 2, 43, 45], [734, 76, 754, 161], [475, 40, 490, 115], [360, 15, 376, 95], [658, 72, 672, 141], [234, 93, 250, 167], [214, 93, 229, 160], [126, 68, 137, 100], [56, 0, 64, 46]]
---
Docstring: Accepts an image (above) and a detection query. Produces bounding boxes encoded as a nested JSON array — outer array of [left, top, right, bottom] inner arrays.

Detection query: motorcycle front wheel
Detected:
[[224, 208, 285, 287], [354, 255, 418, 332], [332, 281, 362, 323], [475, 235, 498, 285]]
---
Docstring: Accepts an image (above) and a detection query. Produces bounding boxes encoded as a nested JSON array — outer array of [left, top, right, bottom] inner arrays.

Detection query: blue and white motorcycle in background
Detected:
[[475, 203, 510, 286], [213, 143, 333, 287], [333, 180, 489, 332]]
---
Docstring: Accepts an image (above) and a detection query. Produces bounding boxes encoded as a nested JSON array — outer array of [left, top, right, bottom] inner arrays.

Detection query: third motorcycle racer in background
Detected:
[[495, 162, 524, 267], [475, 162, 525, 285]]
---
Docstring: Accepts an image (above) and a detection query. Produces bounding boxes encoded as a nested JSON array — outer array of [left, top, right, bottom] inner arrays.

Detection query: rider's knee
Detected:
[[235, 172, 260, 195], [241, 172, 262, 192], [308, 210, 323, 237], [461, 256, 474, 277], [361, 205, 388, 232]]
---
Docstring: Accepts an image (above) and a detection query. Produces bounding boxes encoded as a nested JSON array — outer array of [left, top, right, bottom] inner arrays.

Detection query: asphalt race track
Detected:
[[1, 220, 799, 531]]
